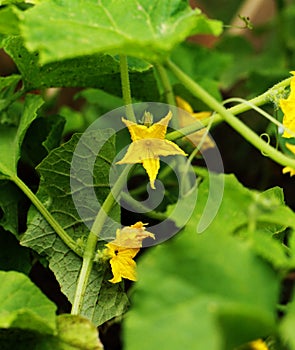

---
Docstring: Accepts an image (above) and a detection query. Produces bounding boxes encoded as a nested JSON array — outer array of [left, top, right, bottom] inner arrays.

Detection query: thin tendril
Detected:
[[259, 133, 271, 156], [181, 113, 216, 196], [223, 97, 295, 138]]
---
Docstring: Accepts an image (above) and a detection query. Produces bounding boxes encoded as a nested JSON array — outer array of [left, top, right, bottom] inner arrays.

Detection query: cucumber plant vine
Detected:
[[0, 1, 295, 350]]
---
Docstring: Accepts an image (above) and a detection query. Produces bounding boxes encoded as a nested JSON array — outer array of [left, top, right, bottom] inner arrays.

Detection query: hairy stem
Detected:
[[154, 63, 176, 106], [71, 164, 132, 316], [12, 175, 81, 256], [166, 59, 295, 169], [119, 55, 136, 122]]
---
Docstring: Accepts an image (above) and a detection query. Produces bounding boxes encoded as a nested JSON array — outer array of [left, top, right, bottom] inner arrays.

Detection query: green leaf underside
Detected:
[[4, 36, 159, 100], [0, 94, 43, 177], [53, 314, 103, 350], [21, 130, 128, 325], [0, 271, 56, 334], [19, 0, 222, 64]]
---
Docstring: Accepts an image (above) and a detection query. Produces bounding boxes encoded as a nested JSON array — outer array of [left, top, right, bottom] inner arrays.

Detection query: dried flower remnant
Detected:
[[176, 96, 214, 152], [104, 222, 154, 283]]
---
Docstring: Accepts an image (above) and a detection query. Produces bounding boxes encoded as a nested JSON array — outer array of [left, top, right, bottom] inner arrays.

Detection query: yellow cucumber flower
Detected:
[[279, 71, 295, 176], [175, 96, 214, 151], [116, 111, 187, 189], [105, 222, 154, 283], [249, 339, 269, 350]]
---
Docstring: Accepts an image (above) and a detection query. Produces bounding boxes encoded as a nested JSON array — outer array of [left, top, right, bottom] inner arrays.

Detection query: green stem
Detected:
[[154, 63, 176, 106], [226, 97, 295, 138], [12, 175, 81, 256], [154, 63, 179, 130], [166, 75, 293, 142], [180, 115, 215, 197], [154, 63, 195, 192], [71, 164, 132, 316], [119, 55, 136, 122], [166, 119, 207, 141], [166, 59, 295, 169]]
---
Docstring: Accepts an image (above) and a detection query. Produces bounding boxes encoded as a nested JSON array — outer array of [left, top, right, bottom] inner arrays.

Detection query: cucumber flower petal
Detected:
[[279, 71, 295, 175], [249, 339, 269, 350], [117, 111, 187, 189]]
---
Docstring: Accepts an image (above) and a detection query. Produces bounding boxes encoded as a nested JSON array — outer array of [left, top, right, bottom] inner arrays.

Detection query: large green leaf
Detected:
[[124, 172, 295, 349], [124, 230, 280, 350], [0, 270, 56, 334], [21, 130, 128, 325], [0, 314, 103, 350], [0, 94, 43, 177], [0, 273, 103, 349], [51, 314, 103, 350], [4, 36, 159, 100], [0, 6, 19, 36], [19, 0, 222, 64]]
